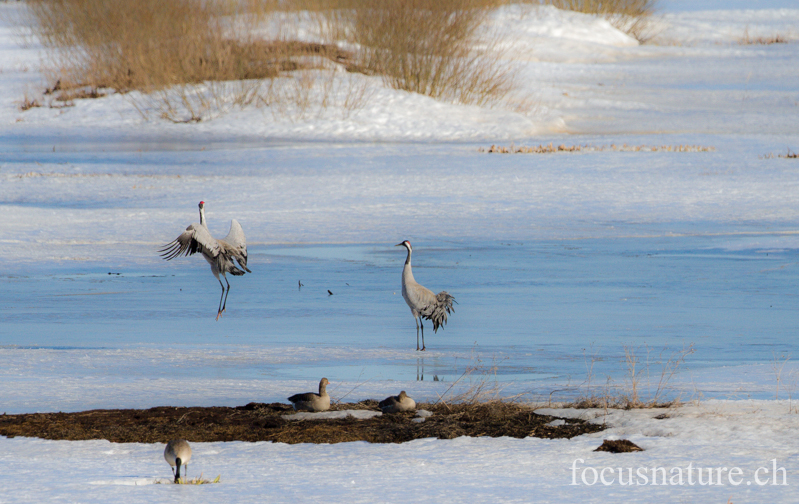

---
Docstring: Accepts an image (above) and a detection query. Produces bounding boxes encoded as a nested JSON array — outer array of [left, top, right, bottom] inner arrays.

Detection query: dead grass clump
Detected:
[[541, 0, 658, 42], [482, 143, 715, 154], [594, 439, 643, 452], [23, 0, 356, 116], [339, 0, 515, 105], [0, 401, 602, 444], [24, 0, 514, 117], [544, 0, 656, 17], [23, 0, 520, 120], [156, 474, 221, 485], [19, 93, 41, 111], [740, 30, 789, 45], [760, 149, 799, 159], [54, 86, 107, 102], [27, 0, 234, 92], [24, 0, 351, 91], [562, 343, 694, 410]]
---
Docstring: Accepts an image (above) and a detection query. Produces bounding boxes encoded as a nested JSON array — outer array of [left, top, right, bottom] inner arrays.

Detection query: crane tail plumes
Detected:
[[228, 266, 246, 276], [224, 219, 251, 273], [422, 291, 456, 333]]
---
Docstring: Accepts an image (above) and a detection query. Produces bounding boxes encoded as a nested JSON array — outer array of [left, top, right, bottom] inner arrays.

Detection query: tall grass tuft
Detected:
[[23, 0, 516, 117], [541, 0, 658, 41], [23, 0, 367, 120], [332, 0, 515, 106], [23, 0, 312, 93]]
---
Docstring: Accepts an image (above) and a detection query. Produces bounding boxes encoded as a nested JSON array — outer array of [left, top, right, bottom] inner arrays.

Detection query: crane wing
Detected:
[[222, 219, 251, 272], [160, 223, 220, 261]]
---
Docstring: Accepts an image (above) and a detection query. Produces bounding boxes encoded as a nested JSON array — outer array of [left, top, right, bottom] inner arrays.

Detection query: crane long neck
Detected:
[[199, 207, 206, 227], [402, 247, 415, 283]]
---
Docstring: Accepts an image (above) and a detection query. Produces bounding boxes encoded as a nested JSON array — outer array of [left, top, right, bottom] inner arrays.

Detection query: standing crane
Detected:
[[160, 201, 251, 320], [396, 240, 456, 351]]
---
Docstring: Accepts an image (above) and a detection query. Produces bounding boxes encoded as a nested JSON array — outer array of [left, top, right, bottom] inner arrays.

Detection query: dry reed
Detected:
[[313, 0, 516, 105], [482, 143, 715, 153], [538, 0, 659, 41], [23, 0, 515, 118], [740, 29, 789, 45]]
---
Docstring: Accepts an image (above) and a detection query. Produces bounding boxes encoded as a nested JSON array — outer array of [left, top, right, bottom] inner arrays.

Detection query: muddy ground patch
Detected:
[[0, 401, 602, 444]]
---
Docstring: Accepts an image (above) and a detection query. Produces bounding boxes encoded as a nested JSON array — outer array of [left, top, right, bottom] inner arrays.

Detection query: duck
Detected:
[[379, 391, 416, 413], [288, 377, 331, 412]]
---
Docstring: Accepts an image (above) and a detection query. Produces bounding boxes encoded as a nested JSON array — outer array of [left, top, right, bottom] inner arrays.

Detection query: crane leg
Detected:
[[420, 319, 426, 351], [221, 275, 231, 314], [216, 277, 226, 321], [415, 317, 420, 351]]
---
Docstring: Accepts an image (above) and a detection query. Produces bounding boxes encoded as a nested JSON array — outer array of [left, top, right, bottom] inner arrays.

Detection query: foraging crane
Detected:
[[396, 240, 456, 351], [160, 201, 251, 320], [164, 439, 192, 484], [288, 377, 331, 412]]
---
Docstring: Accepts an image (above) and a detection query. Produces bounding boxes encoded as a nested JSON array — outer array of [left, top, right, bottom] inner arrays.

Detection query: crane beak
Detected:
[[395, 243, 403, 247]]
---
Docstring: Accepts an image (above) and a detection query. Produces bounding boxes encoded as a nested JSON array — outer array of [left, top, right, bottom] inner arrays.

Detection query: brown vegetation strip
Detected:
[[594, 439, 644, 453], [482, 143, 715, 154], [0, 401, 602, 444], [760, 150, 798, 159], [740, 34, 789, 45]]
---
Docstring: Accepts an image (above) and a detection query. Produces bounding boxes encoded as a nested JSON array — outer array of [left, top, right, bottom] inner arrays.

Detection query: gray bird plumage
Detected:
[[160, 201, 251, 320], [288, 377, 331, 412], [396, 240, 456, 351], [164, 439, 192, 484], [379, 391, 416, 413]]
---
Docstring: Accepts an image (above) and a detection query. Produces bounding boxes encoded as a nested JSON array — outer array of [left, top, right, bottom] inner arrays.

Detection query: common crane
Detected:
[[160, 201, 251, 320], [396, 240, 456, 351]]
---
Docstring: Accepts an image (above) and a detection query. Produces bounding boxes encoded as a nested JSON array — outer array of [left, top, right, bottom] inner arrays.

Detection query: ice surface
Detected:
[[1, 1, 798, 502]]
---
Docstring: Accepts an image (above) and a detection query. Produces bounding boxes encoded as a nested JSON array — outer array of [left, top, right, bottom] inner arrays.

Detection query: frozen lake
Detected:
[[2, 135, 798, 413]]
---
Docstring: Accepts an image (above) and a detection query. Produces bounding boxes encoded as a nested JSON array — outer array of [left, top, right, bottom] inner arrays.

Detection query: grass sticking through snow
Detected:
[[156, 474, 221, 485], [567, 344, 696, 410], [22, 0, 517, 119], [740, 29, 789, 45], [341, 0, 515, 106], [538, 0, 659, 42], [760, 149, 798, 159], [482, 143, 715, 153]]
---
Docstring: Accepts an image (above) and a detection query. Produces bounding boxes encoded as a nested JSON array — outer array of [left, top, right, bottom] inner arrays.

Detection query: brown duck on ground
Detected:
[[379, 391, 417, 413], [288, 377, 331, 412]]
